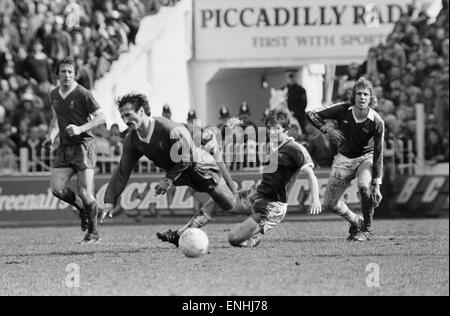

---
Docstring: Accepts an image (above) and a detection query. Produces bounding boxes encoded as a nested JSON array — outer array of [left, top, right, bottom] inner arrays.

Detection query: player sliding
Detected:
[[158, 108, 322, 248], [100, 93, 239, 242], [46, 57, 105, 244], [307, 77, 385, 242], [227, 108, 322, 247]]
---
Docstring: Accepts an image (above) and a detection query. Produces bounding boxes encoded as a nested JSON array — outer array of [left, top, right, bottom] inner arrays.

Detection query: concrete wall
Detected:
[[92, 0, 193, 129]]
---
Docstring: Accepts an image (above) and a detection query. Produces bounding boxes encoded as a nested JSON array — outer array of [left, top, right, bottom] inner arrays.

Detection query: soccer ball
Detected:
[[179, 228, 209, 258]]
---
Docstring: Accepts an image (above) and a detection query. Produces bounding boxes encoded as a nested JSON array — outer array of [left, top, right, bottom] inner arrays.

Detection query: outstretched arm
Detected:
[[155, 126, 193, 195], [102, 137, 142, 222], [302, 165, 322, 215]]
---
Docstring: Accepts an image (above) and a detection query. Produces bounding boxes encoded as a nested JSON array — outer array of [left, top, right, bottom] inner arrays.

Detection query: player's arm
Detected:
[[371, 118, 385, 207], [66, 90, 105, 136], [301, 165, 322, 215], [307, 103, 347, 142], [66, 109, 106, 137], [155, 126, 193, 195], [292, 144, 321, 215], [43, 104, 59, 150], [101, 137, 142, 222]]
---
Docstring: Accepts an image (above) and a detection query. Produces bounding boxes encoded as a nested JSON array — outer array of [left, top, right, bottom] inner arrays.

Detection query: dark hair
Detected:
[[349, 77, 377, 108], [116, 93, 151, 116], [29, 38, 43, 53], [265, 108, 291, 131], [56, 56, 77, 74]]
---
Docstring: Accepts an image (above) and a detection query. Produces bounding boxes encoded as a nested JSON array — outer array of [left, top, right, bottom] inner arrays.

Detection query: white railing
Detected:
[[1, 141, 417, 177], [384, 138, 416, 177]]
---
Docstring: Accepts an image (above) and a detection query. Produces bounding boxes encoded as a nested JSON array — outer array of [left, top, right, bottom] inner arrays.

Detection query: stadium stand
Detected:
[[0, 0, 448, 176], [0, 0, 181, 174]]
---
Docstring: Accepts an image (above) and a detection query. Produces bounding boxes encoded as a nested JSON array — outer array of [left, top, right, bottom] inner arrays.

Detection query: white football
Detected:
[[179, 228, 209, 258]]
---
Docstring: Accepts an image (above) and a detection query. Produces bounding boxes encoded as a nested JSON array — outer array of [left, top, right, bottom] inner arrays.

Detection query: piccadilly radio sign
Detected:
[[194, 0, 408, 61]]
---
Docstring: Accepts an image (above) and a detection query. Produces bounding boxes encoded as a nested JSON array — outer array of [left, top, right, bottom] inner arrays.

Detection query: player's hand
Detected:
[[327, 128, 345, 143], [309, 199, 322, 215], [100, 203, 115, 224], [155, 178, 173, 195], [66, 124, 83, 137], [371, 185, 383, 208]]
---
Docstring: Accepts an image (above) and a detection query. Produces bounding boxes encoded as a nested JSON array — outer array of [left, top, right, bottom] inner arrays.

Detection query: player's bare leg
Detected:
[[179, 199, 220, 232], [50, 168, 88, 231], [353, 161, 375, 242], [156, 199, 220, 247], [77, 169, 99, 244], [157, 179, 241, 247], [228, 215, 263, 248], [323, 176, 363, 240]]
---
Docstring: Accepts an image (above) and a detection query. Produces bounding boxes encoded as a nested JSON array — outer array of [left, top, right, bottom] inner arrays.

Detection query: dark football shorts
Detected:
[[174, 149, 222, 193], [52, 140, 97, 171], [176, 163, 221, 193]]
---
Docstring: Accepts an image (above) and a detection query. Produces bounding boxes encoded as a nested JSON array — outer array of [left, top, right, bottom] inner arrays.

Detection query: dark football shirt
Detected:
[[307, 102, 385, 184], [49, 84, 100, 146], [257, 139, 314, 203], [104, 117, 219, 205]]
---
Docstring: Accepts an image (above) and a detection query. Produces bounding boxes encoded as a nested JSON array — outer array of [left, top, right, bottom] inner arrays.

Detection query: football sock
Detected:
[[59, 189, 83, 212], [178, 211, 212, 235], [333, 201, 361, 226], [84, 201, 99, 235], [359, 187, 374, 231]]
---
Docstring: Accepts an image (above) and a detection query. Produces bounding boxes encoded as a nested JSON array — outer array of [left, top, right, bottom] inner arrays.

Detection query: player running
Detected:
[[227, 108, 322, 247], [100, 93, 239, 242], [307, 77, 384, 242], [46, 57, 105, 244]]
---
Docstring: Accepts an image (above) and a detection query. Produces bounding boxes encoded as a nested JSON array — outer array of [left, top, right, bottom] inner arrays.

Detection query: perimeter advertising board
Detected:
[[0, 172, 359, 224], [0, 174, 448, 225]]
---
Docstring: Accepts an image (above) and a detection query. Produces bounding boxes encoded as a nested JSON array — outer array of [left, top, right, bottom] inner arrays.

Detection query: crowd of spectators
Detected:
[[0, 0, 181, 173], [0, 0, 448, 174], [336, 0, 449, 165]]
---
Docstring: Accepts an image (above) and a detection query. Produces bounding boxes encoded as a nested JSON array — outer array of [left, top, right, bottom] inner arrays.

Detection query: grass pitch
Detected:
[[0, 218, 448, 296]]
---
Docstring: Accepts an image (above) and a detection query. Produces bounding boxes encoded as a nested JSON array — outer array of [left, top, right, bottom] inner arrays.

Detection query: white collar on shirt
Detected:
[[271, 137, 294, 153], [348, 107, 375, 123], [137, 117, 156, 144], [59, 83, 78, 100]]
